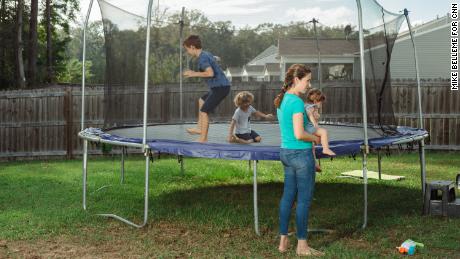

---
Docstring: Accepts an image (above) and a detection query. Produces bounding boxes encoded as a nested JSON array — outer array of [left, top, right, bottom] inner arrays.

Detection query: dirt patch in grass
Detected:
[[0, 221, 282, 258], [1, 237, 138, 259]]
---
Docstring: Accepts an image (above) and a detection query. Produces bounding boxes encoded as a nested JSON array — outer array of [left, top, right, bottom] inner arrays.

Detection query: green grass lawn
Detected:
[[0, 151, 459, 258]]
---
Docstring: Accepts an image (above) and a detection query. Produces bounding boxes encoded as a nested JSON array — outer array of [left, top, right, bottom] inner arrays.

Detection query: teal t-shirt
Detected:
[[277, 93, 313, 149]]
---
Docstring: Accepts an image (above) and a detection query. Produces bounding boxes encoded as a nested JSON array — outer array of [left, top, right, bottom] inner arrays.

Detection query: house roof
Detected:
[[247, 45, 278, 65], [278, 38, 359, 56], [357, 14, 449, 53], [400, 14, 448, 37]]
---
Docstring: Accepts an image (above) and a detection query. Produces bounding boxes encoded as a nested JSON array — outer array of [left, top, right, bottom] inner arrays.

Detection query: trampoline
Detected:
[[79, 122, 428, 233], [79, 0, 429, 233], [80, 122, 428, 161]]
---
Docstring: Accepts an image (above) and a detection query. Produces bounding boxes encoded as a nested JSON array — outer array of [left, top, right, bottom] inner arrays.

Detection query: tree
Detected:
[[0, 0, 16, 89], [64, 21, 105, 84], [56, 58, 93, 83], [15, 0, 26, 88], [1, 0, 5, 78], [45, 0, 53, 82], [38, 0, 79, 83], [28, 0, 38, 87], [1, 0, 80, 89]]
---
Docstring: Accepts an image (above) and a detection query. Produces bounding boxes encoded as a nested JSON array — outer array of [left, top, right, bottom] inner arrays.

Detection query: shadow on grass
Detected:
[[151, 180, 424, 234], [0, 170, 432, 243]]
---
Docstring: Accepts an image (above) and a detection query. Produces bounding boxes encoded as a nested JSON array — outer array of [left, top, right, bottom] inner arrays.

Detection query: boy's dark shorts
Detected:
[[236, 130, 260, 142], [200, 86, 230, 113]]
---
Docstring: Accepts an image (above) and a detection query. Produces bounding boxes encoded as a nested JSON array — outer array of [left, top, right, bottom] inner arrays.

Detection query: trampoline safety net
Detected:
[[355, 0, 406, 134], [98, 0, 155, 128], [98, 0, 410, 137]]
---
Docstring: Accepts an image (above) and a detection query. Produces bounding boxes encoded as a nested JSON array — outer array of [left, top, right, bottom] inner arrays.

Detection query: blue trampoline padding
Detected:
[[368, 126, 427, 148], [148, 139, 280, 160], [81, 124, 427, 160]]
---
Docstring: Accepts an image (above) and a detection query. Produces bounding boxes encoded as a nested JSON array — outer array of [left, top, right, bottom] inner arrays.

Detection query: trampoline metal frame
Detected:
[[356, 0, 370, 229], [78, 126, 426, 234], [355, 0, 427, 228], [79, 129, 262, 234], [79, 0, 428, 233], [404, 8, 428, 202], [81, 0, 155, 228]]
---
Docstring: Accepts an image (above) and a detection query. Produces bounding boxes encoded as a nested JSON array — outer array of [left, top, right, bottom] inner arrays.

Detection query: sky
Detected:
[[78, 0, 451, 30]]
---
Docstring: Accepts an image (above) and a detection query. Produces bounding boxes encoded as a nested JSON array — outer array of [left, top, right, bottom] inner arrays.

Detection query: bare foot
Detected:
[[296, 247, 325, 257], [195, 137, 208, 143], [315, 164, 322, 173], [296, 242, 311, 257], [278, 235, 289, 253], [230, 136, 253, 144], [186, 128, 201, 135], [322, 148, 336, 156], [296, 248, 312, 257], [229, 135, 238, 143], [309, 247, 325, 256]]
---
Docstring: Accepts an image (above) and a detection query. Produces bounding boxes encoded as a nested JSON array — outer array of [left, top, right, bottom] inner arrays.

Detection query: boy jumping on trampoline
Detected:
[[183, 35, 231, 142], [228, 91, 274, 144], [304, 88, 336, 157]]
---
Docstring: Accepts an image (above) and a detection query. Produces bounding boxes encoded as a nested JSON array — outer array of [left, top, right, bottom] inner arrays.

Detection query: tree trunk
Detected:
[[0, 0, 6, 81], [45, 0, 53, 83], [15, 0, 26, 89], [0, 0, 5, 22], [28, 0, 38, 87]]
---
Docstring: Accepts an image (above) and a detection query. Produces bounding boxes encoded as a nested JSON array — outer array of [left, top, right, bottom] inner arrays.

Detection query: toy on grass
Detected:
[[396, 239, 424, 255]]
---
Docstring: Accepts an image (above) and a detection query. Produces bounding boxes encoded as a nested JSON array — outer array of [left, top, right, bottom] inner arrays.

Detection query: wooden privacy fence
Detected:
[[0, 80, 458, 160]]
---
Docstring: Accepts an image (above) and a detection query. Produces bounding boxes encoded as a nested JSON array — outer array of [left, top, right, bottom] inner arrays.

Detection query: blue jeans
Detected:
[[279, 148, 316, 240]]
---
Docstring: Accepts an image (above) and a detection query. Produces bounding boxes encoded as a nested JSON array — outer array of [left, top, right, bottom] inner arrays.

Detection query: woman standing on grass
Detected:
[[274, 64, 324, 257]]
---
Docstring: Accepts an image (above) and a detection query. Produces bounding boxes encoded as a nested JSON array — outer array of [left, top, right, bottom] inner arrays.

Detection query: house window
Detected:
[[284, 63, 353, 81], [323, 64, 353, 81]]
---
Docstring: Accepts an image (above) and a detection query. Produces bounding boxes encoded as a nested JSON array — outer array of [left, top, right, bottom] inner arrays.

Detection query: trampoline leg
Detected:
[[377, 149, 382, 180], [83, 139, 88, 210], [179, 155, 184, 175], [362, 151, 368, 229], [252, 160, 260, 236], [419, 140, 427, 204], [121, 147, 125, 184], [98, 155, 150, 228]]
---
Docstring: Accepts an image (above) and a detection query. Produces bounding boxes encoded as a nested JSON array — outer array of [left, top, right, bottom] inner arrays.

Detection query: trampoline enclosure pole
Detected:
[[404, 8, 427, 198], [83, 139, 88, 210], [143, 0, 154, 149], [179, 7, 185, 121], [81, 0, 93, 211], [140, 0, 154, 227], [81, 0, 93, 131], [377, 149, 382, 180], [142, 155, 150, 226], [356, 0, 369, 229], [121, 147, 125, 184], [253, 160, 260, 236]]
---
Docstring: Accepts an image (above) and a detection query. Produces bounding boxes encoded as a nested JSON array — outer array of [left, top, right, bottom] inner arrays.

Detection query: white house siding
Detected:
[[391, 25, 449, 79], [281, 56, 355, 81], [354, 24, 450, 80]]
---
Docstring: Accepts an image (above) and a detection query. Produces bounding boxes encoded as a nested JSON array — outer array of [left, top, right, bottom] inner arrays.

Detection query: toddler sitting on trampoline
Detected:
[[304, 88, 336, 157], [228, 91, 274, 144]]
